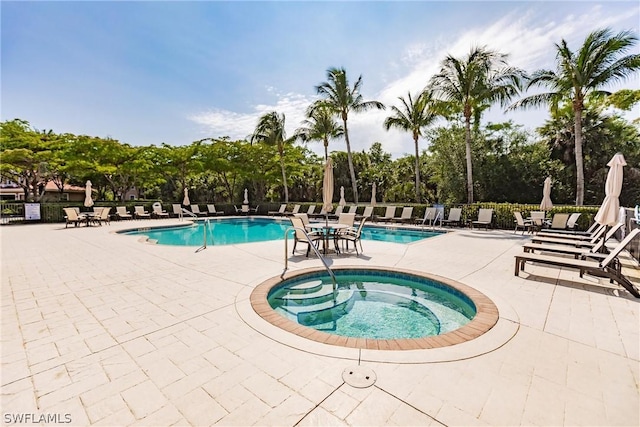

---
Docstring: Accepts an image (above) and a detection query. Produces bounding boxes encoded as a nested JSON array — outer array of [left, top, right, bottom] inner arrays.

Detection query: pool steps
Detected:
[[278, 281, 356, 325]]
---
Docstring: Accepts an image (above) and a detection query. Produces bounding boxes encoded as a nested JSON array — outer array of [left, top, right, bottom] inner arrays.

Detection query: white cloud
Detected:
[[189, 3, 639, 159]]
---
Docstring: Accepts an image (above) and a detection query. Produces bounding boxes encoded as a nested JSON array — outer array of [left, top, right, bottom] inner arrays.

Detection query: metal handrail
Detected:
[[182, 208, 197, 218], [282, 226, 337, 290], [195, 218, 211, 253], [433, 211, 441, 230]]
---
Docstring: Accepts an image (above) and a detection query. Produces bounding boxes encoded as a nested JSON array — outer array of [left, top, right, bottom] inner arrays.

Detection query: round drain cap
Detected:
[[342, 366, 376, 388]]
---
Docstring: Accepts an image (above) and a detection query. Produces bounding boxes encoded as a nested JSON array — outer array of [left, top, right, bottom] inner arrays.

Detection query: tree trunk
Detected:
[[279, 145, 289, 203], [464, 112, 474, 204], [574, 103, 585, 206], [342, 117, 359, 204], [413, 134, 421, 202]]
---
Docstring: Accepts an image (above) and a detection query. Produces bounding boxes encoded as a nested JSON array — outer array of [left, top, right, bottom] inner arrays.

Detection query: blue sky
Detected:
[[2, 1, 639, 158]]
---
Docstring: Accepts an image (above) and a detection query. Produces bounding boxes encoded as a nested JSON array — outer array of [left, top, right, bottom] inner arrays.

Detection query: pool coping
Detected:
[[249, 265, 501, 352]]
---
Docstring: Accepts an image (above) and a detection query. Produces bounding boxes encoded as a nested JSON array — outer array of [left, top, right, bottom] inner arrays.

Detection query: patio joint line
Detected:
[[373, 384, 448, 426], [291, 381, 346, 427]]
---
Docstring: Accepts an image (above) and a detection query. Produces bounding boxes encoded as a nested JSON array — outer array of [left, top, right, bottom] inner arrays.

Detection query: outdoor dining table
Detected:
[[79, 212, 98, 227], [307, 222, 350, 254]]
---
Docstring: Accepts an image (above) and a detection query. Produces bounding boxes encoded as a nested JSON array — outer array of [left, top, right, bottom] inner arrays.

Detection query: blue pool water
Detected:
[[120, 218, 442, 246], [267, 269, 475, 339]]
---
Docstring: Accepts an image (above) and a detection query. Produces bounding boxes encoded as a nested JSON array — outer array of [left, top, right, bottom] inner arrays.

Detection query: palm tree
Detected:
[[430, 47, 524, 204], [295, 101, 344, 160], [251, 111, 293, 203], [383, 90, 439, 202], [316, 67, 385, 203], [510, 28, 639, 205]]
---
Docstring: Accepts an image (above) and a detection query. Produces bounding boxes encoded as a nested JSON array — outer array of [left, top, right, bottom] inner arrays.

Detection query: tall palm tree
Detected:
[[316, 67, 385, 203], [510, 28, 639, 205], [383, 90, 439, 202], [430, 47, 524, 204], [295, 101, 344, 160], [251, 111, 292, 203]]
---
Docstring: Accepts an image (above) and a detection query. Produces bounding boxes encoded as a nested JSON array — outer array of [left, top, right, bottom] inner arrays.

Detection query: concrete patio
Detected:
[[1, 218, 638, 426]]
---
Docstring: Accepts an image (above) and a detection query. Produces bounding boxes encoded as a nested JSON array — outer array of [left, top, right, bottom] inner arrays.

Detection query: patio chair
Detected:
[[293, 213, 311, 228], [289, 216, 323, 257], [337, 212, 356, 232], [376, 206, 398, 222], [63, 207, 87, 228], [529, 211, 547, 228], [515, 228, 640, 298], [337, 217, 368, 255], [268, 204, 287, 216], [355, 206, 373, 221], [234, 205, 250, 215], [471, 208, 493, 230], [522, 233, 609, 260], [305, 205, 316, 216], [347, 205, 358, 214], [416, 207, 437, 226], [441, 208, 462, 227], [116, 206, 133, 220], [514, 211, 534, 234], [207, 204, 225, 216], [566, 213, 581, 230], [134, 206, 151, 219], [190, 205, 207, 216], [152, 204, 169, 219], [93, 206, 112, 225], [540, 213, 586, 235], [284, 204, 301, 216], [547, 213, 570, 230]]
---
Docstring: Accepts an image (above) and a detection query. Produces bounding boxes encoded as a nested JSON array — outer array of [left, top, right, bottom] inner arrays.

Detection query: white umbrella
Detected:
[[322, 158, 334, 226], [539, 177, 553, 211], [243, 188, 249, 204], [370, 183, 377, 207], [183, 188, 190, 206], [594, 153, 627, 226], [339, 186, 346, 207], [84, 180, 94, 208]]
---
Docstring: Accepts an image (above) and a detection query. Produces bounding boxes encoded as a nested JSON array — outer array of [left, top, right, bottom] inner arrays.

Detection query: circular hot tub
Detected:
[[250, 266, 499, 350]]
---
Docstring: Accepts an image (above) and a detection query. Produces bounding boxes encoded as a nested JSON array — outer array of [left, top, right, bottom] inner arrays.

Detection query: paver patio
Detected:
[[1, 219, 638, 426]]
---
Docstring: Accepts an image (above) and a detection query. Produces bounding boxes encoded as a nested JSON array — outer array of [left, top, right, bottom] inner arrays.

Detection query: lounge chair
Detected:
[[395, 207, 414, 223], [565, 213, 581, 230], [337, 217, 368, 255], [289, 216, 323, 257], [330, 205, 344, 218], [152, 204, 169, 219], [535, 223, 607, 242], [355, 206, 373, 221], [284, 204, 301, 216], [268, 204, 287, 216], [513, 211, 534, 234], [172, 204, 182, 217], [522, 234, 609, 260], [441, 208, 462, 227], [116, 206, 133, 220], [207, 204, 225, 216], [63, 207, 87, 228], [416, 207, 437, 226], [532, 223, 622, 249], [347, 205, 358, 214], [515, 228, 640, 298], [190, 205, 207, 216], [376, 206, 398, 222], [134, 206, 151, 219], [471, 208, 493, 230], [304, 205, 316, 216]]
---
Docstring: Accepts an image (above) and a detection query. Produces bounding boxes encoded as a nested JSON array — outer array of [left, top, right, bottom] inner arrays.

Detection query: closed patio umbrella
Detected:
[[183, 188, 190, 206], [370, 183, 377, 207], [84, 180, 94, 208], [322, 158, 334, 226], [595, 153, 626, 226], [540, 177, 553, 211], [594, 153, 626, 252], [339, 186, 346, 207]]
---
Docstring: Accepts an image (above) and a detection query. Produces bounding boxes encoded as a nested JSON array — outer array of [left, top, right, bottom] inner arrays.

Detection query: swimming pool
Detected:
[[120, 218, 442, 246], [251, 266, 499, 350]]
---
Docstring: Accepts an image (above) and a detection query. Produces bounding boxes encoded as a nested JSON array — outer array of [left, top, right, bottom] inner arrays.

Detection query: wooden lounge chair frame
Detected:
[[515, 228, 640, 298]]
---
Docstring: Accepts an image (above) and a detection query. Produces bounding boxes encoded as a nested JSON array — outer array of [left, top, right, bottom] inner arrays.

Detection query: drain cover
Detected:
[[342, 366, 376, 388]]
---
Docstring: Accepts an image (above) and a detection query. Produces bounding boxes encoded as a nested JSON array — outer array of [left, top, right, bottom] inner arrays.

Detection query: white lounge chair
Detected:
[[134, 206, 151, 219], [471, 208, 493, 229], [190, 205, 207, 216], [116, 206, 133, 220], [207, 204, 225, 216]]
